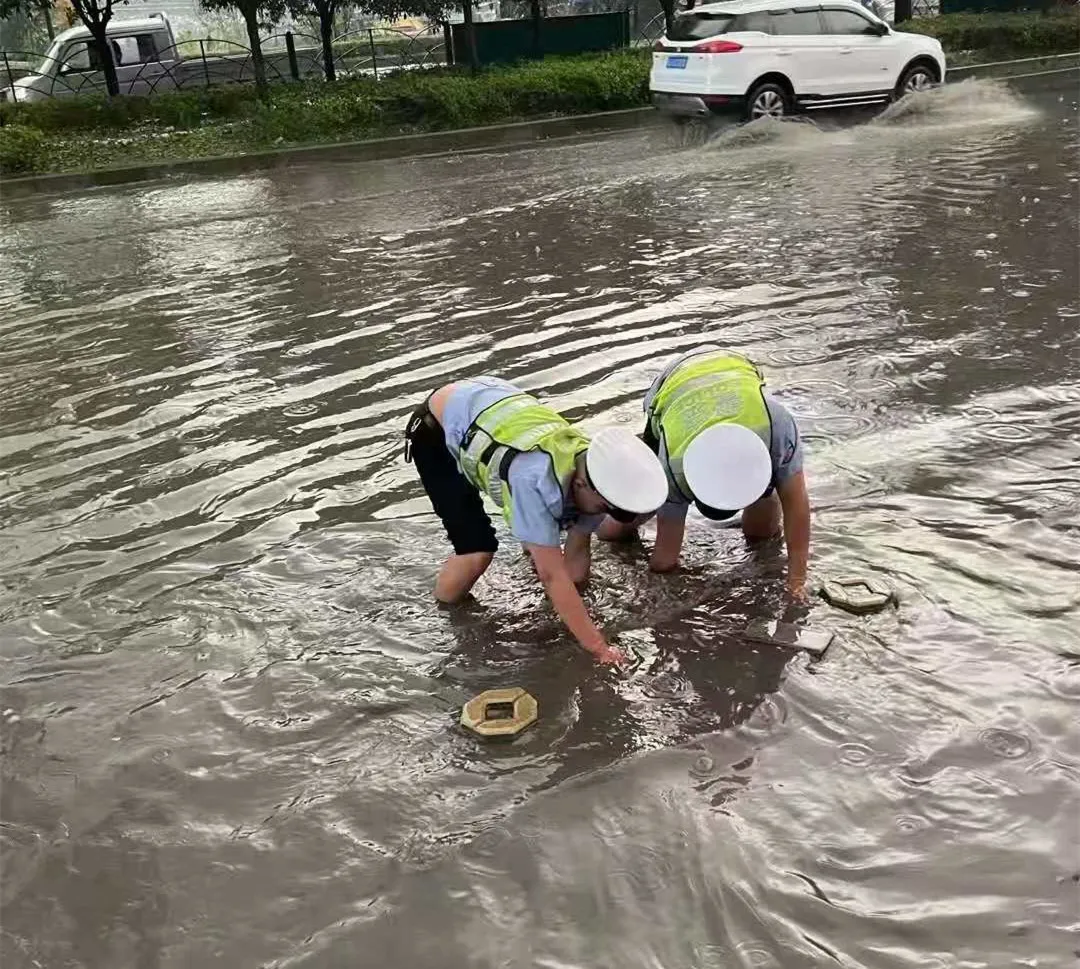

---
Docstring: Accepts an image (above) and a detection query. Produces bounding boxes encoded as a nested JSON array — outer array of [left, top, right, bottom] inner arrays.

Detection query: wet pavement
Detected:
[[1, 76, 1078, 969]]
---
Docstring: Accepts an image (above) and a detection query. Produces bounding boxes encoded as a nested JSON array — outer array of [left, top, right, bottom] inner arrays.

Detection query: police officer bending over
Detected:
[[599, 347, 811, 599], [405, 376, 669, 665]]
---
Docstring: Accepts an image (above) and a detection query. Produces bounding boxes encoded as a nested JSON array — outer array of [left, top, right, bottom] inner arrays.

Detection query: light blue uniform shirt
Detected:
[[643, 348, 804, 521], [441, 377, 604, 547]]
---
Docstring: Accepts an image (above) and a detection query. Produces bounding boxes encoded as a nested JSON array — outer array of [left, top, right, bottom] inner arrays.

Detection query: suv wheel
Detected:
[[745, 82, 790, 122], [897, 63, 936, 98]]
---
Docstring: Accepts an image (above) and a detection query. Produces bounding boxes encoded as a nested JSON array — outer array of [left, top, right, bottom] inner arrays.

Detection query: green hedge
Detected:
[[0, 81, 260, 134], [906, 10, 1080, 59], [0, 50, 649, 135], [0, 123, 47, 174]]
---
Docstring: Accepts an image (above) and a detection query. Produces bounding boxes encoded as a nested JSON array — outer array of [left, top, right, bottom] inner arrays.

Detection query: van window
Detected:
[[58, 41, 102, 73], [668, 12, 736, 40], [112, 34, 159, 65]]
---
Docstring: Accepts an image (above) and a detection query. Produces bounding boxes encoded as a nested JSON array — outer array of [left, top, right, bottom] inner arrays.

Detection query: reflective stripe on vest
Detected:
[[648, 352, 772, 499], [458, 393, 589, 525]]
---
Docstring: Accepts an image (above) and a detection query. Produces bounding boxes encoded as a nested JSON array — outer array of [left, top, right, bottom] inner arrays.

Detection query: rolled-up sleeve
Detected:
[[767, 398, 804, 485], [507, 453, 562, 547], [657, 498, 690, 521], [508, 482, 560, 547]]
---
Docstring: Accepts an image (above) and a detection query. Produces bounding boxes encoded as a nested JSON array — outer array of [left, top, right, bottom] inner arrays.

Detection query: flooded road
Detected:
[[1, 76, 1078, 969]]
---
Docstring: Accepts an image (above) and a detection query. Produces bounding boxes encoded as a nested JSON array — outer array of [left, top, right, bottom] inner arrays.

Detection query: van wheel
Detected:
[[745, 82, 791, 122], [896, 63, 936, 98]]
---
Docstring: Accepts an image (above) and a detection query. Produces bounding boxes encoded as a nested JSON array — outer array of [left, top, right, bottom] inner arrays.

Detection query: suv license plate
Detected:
[[666, 55, 688, 69]]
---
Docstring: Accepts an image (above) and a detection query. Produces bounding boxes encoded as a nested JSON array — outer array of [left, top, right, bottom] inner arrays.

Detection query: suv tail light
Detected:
[[692, 39, 743, 53]]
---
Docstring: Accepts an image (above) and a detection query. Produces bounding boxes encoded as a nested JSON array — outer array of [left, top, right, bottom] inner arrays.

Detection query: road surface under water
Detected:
[[1, 76, 1078, 969]]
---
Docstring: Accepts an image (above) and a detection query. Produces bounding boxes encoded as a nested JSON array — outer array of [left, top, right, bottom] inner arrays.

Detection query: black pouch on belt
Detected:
[[403, 402, 439, 464]]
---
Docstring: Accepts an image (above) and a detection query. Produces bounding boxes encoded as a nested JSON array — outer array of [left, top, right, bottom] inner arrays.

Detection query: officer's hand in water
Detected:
[[786, 574, 809, 603], [591, 642, 630, 666]]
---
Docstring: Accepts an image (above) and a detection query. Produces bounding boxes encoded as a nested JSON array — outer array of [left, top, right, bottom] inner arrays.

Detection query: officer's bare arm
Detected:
[[562, 527, 592, 585], [526, 544, 625, 664], [777, 471, 810, 597], [650, 514, 686, 573]]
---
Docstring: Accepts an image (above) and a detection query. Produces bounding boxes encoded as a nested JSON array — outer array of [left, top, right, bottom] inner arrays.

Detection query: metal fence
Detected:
[[0, 26, 447, 102], [633, 11, 667, 45]]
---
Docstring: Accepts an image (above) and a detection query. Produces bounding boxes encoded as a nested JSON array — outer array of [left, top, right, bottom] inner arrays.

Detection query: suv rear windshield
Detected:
[[668, 12, 736, 40]]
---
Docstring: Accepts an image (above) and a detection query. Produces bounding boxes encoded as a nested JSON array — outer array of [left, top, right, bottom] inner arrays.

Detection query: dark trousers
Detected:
[[404, 400, 498, 556]]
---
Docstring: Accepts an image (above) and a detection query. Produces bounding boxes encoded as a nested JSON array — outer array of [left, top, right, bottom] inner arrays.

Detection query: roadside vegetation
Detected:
[[907, 9, 1080, 62], [0, 51, 650, 174], [1, 9, 1077, 178]]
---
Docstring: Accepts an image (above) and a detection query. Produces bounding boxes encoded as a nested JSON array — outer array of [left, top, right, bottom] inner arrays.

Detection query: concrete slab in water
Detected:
[[820, 576, 897, 615]]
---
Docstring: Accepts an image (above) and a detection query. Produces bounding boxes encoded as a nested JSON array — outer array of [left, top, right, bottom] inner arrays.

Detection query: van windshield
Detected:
[[34, 39, 64, 75], [668, 12, 736, 40]]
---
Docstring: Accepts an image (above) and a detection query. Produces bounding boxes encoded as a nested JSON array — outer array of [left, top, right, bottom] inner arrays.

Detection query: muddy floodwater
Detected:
[[1, 77, 1078, 969]]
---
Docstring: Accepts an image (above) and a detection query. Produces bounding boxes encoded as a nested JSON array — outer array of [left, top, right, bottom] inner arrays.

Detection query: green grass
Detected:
[[2, 10, 1077, 178]]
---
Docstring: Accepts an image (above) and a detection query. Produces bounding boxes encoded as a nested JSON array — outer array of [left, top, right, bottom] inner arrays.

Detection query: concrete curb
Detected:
[[2, 52, 1077, 197], [948, 51, 1079, 82]]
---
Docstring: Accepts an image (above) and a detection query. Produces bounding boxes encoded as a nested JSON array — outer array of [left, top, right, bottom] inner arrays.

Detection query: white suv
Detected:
[[650, 0, 946, 121]]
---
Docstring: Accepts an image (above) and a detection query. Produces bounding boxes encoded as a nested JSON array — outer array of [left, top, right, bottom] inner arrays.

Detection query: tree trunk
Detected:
[[89, 24, 119, 96], [319, 8, 335, 82], [43, 0, 55, 40], [242, 10, 268, 99], [529, 0, 542, 58], [461, 0, 478, 72], [442, 19, 453, 67]]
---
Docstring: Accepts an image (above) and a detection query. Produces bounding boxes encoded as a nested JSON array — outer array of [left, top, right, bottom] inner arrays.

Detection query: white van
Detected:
[[2, 14, 181, 102]]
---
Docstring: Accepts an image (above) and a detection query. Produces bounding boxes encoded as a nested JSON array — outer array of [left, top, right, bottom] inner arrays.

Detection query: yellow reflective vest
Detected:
[[647, 350, 772, 499], [458, 393, 589, 525]]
